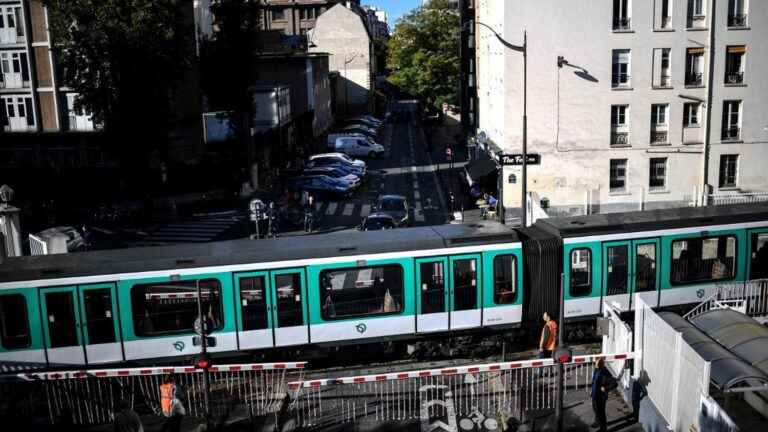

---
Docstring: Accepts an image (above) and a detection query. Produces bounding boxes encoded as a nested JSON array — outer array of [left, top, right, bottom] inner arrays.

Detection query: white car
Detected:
[[309, 153, 367, 171], [327, 134, 385, 158]]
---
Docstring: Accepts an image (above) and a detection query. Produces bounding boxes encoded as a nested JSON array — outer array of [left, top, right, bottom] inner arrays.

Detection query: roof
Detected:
[[0, 221, 518, 285], [464, 158, 498, 184], [690, 309, 768, 376], [536, 202, 768, 238], [659, 312, 768, 391]]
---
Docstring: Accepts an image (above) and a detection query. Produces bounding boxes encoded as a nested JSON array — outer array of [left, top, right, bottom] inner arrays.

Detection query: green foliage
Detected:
[[386, 0, 459, 107], [43, 0, 193, 148]]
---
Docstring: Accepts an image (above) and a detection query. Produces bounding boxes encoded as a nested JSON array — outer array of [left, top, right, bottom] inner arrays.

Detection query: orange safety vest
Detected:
[[540, 320, 558, 351], [160, 383, 175, 417]]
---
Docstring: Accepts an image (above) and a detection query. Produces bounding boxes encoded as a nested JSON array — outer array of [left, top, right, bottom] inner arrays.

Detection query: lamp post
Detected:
[[469, 22, 527, 226]]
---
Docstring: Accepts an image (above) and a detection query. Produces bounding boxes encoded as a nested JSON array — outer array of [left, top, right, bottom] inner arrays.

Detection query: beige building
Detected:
[[261, 0, 358, 36], [475, 0, 768, 222]]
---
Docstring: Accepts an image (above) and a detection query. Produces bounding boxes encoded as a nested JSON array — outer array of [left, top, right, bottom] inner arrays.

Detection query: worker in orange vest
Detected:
[[538, 311, 558, 359], [159, 374, 185, 432]]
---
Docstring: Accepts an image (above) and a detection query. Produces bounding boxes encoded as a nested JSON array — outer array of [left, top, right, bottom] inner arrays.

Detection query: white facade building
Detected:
[[476, 0, 768, 219]]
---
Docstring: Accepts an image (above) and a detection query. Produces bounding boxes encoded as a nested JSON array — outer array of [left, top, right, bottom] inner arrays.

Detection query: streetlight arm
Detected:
[[466, 21, 524, 53]]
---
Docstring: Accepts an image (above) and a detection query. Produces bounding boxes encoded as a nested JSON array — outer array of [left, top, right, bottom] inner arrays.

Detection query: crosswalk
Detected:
[[315, 200, 426, 223], [134, 211, 243, 245]]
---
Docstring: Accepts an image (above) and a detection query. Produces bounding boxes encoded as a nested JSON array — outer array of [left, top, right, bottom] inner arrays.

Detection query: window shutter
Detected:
[[727, 46, 746, 54], [24, 98, 33, 126], [0, 100, 8, 127], [20, 52, 29, 81], [688, 47, 705, 54]]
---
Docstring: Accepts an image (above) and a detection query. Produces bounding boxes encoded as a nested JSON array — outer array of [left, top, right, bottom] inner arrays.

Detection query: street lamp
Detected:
[[468, 21, 527, 226]]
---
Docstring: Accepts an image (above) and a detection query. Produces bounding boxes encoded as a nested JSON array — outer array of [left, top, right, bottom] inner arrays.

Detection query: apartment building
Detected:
[[261, 0, 359, 36], [0, 1, 95, 133], [474, 0, 768, 221]]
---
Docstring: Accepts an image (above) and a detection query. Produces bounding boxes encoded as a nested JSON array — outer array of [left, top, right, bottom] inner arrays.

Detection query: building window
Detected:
[[649, 157, 667, 191], [671, 236, 736, 284], [611, 105, 627, 127], [0, 51, 30, 89], [611, 105, 629, 146], [610, 159, 628, 193], [0, 294, 30, 350], [719, 154, 738, 188], [685, 48, 705, 86], [653, 48, 671, 88], [660, 0, 672, 28], [1, 95, 35, 132], [612, 49, 631, 87], [651, 104, 668, 126], [65, 93, 96, 132], [493, 254, 517, 305], [320, 265, 404, 320], [570, 249, 592, 297], [684, 102, 701, 127], [131, 279, 223, 337], [721, 100, 741, 141], [0, 6, 24, 43], [687, 0, 706, 27], [613, 0, 631, 30], [728, 0, 748, 27], [725, 46, 745, 84], [271, 8, 286, 21]]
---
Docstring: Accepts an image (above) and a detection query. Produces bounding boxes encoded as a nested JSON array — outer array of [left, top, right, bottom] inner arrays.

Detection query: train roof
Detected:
[[0, 221, 518, 284], [535, 203, 768, 238]]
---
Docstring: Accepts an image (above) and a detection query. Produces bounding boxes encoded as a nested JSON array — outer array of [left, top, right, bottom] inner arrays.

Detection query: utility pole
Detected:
[[521, 30, 528, 227], [555, 272, 565, 431], [195, 280, 211, 429]]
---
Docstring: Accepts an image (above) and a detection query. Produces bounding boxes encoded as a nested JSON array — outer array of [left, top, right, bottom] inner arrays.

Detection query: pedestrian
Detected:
[[538, 311, 558, 359], [113, 399, 143, 432], [591, 358, 610, 432], [304, 194, 315, 233], [159, 374, 185, 432]]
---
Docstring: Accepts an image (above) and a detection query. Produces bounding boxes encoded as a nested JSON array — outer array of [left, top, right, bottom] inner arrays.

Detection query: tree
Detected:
[[43, 0, 194, 160], [386, 0, 459, 108]]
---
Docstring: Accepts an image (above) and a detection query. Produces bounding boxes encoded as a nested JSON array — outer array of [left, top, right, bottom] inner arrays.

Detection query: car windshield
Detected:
[[381, 199, 404, 211]]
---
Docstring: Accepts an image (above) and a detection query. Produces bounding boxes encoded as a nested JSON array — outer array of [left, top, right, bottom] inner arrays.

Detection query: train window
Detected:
[[274, 273, 304, 327], [570, 248, 592, 297], [635, 243, 657, 292], [750, 233, 768, 279], [420, 261, 445, 314], [605, 245, 629, 296], [0, 294, 31, 349], [493, 255, 517, 304], [131, 279, 223, 337], [320, 265, 403, 320], [240, 276, 268, 331], [671, 236, 736, 285], [453, 259, 478, 311], [83, 289, 116, 344]]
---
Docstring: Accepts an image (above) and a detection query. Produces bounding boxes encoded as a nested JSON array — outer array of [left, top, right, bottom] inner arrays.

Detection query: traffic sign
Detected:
[[497, 153, 541, 166]]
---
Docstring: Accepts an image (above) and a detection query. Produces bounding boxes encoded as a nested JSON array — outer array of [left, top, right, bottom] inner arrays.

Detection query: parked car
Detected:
[[308, 153, 367, 175], [373, 195, 411, 227], [327, 134, 385, 158], [302, 166, 361, 186], [339, 125, 378, 140], [349, 115, 384, 126], [286, 175, 354, 198], [358, 213, 397, 231], [342, 117, 382, 130]]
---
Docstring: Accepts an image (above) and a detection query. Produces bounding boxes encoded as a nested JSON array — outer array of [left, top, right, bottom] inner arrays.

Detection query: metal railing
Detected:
[[659, 74, 671, 88], [721, 126, 740, 141], [611, 73, 631, 87], [684, 279, 768, 321], [611, 132, 629, 146], [685, 72, 703, 86], [687, 15, 706, 28], [728, 14, 747, 27], [725, 71, 743, 84], [612, 17, 631, 30], [650, 131, 668, 144]]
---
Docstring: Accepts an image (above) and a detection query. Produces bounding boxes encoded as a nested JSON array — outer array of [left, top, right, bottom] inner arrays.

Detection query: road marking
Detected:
[[414, 190, 421, 200], [415, 201, 426, 223], [342, 203, 354, 216], [361, 204, 371, 217], [326, 202, 338, 215], [413, 180, 420, 189], [380, 162, 468, 175]]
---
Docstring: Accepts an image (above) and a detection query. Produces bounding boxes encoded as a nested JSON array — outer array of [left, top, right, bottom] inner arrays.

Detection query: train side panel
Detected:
[[0, 288, 46, 368]]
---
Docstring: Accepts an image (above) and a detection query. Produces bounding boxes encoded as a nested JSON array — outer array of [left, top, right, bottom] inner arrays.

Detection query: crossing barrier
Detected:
[[15, 361, 305, 426], [287, 353, 635, 428]]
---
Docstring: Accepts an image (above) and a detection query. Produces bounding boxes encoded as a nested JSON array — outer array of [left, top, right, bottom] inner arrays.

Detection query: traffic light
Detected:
[[194, 354, 212, 370], [554, 347, 573, 364]]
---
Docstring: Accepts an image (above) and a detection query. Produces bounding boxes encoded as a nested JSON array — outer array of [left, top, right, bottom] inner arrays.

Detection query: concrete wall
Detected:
[[310, 4, 373, 115], [476, 0, 768, 217]]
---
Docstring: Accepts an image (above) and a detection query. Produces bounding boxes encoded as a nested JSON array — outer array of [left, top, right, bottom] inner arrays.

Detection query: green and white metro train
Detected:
[[1, 203, 767, 370]]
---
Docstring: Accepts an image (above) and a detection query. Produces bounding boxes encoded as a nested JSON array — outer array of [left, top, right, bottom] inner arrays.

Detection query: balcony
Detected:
[[0, 78, 31, 90], [685, 72, 703, 87], [687, 15, 706, 29], [611, 132, 629, 147], [0, 30, 25, 46], [659, 74, 671, 88], [613, 17, 631, 31], [651, 131, 668, 145], [728, 14, 747, 27], [725, 71, 744, 85], [722, 127, 740, 141], [612, 73, 631, 88]]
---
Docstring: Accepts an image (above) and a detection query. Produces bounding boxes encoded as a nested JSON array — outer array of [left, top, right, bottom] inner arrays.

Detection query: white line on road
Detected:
[[414, 190, 421, 200], [361, 204, 371, 217], [342, 203, 354, 216], [380, 162, 468, 176], [326, 202, 338, 215]]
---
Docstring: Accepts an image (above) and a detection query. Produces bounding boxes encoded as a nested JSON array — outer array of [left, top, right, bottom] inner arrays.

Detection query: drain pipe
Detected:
[[702, 0, 718, 204]]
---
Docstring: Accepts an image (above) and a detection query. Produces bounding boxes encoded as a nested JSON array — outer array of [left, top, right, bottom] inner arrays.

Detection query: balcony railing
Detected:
[[725, 71, 743, 84], [659, 74, 672, 88], [612, 73, 631, 88], [651, 131, 668, 144], [722, 126, 740, 141], [687, 15, 706, 28], [611, 132, 629, 146], [661, 16, 672, 28], [613, 17, 631, 30], [685, 72, 703, 86], [728, 14, 747, 27]]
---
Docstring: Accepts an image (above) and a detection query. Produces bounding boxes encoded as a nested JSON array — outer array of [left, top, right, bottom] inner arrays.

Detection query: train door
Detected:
[[448, 254, 482, 330], [415, 257, 448, 333], [77, 284, 122, 364], [269, 269, 309, 347], [40, 287, 86, 365], [602, 238, 660, 311], [235, 272, 274, 350], [747, 229, 768, 279]]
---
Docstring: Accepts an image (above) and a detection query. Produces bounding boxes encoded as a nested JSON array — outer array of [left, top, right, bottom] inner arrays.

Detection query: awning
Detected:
[[727, 46, 746, 54], [688, 47, 705, 54], [464, 158, 498, 185]]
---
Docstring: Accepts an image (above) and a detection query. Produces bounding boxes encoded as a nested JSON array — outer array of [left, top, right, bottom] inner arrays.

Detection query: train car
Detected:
[[0, 222, 523, 369]]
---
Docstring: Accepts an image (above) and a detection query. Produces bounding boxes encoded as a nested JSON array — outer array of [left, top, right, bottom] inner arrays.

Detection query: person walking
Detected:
[[591, 358, 610, 432], [304, 194, 315, 232], [113, 399, 143, 432], [159, 374, 185, 432], [538, 311, 558, 359]]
